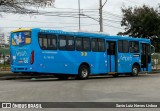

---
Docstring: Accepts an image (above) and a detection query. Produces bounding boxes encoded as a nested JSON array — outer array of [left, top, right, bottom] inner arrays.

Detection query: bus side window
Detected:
[[118, 41, 123, 53], [76, 37, 82, 51], [59, 35, 66, 50], [118, 40, 129, 53], [66, 36, 74, 51], [38, 37, 43, 48], [38, 33, 47, 50], [83, 37, 90, 51], [129, 41, 139, 53], [43, 38, 47, 49], [47, 34, 57, 50], [123, 40, 129, 53], [98, 39, 105, 52], [91, 38, 98, 52]]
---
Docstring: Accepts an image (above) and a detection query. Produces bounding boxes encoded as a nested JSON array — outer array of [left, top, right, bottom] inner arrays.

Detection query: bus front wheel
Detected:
[[77, 65, 89, 80], [131, 65, 139, 76]]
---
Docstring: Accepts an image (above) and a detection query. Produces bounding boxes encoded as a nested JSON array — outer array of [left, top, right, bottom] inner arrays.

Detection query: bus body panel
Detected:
[[117, 53, 141, 73], [35, 50, 107, 74]]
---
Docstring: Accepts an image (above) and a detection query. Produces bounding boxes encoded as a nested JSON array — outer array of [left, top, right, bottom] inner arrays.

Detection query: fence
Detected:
[[152, 53, 160, 71]]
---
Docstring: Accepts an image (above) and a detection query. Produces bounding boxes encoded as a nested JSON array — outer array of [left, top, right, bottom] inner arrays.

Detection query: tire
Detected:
[[77, 65, 90, 80], [131, 65, 139, 76], [112, 74, 118, 77]]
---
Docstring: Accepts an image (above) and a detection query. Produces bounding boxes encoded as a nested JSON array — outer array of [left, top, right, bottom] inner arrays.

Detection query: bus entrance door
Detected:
[[106, 41, 117, 73], [141, 43, 151, 71]]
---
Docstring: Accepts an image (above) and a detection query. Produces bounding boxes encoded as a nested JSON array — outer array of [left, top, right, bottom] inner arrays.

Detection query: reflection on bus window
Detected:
[[129, 41, 139, 53]]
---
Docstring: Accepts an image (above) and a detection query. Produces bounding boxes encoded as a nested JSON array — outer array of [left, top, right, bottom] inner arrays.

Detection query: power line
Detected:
[[104, 24, 123, 29], [0, 18, 93, 25], [52, 7, 98, 11], [103, 18, 121, 23], [103, 11, 122, 18], [123, 0, 140, 5]]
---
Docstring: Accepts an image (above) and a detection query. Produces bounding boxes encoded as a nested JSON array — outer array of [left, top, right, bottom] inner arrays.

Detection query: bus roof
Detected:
[[11, 28, 32, 33], [38, 28, 150, 42], [11, 28, 150, 43]]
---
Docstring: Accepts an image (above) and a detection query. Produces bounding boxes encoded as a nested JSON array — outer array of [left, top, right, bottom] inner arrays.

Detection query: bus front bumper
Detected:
[[11, 65, 36, 72]]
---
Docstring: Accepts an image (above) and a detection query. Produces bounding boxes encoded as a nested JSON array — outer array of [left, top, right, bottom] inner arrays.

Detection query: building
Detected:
[[0, 33, 10, 48], [0, 33, 5, 44]]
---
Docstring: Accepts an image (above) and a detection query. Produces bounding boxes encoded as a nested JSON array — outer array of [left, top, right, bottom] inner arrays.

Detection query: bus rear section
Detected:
[[10, 30, 35, 73]]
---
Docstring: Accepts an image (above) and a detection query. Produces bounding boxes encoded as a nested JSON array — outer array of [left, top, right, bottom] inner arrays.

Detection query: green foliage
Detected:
[[118, 5, 160, 52], [0, 48, 10, 55], [0, 0, 55, 13]]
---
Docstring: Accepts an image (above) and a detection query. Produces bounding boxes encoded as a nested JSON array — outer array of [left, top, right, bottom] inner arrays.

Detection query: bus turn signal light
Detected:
[[30, 51, 34, 65]]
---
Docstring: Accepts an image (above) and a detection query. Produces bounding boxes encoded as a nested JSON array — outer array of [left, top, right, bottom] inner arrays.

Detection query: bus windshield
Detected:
[[12, 31, 31, 46]]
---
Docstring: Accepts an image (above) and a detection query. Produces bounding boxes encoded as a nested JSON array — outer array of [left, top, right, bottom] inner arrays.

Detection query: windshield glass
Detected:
[[12, 31, 31, 46]]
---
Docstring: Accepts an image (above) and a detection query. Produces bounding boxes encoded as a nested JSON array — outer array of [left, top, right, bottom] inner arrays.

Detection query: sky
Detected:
[[0, 0, 160, 35]]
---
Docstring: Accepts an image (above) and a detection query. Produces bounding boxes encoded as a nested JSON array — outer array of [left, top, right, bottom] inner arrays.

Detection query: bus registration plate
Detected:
[[18, 60, 23, 63]]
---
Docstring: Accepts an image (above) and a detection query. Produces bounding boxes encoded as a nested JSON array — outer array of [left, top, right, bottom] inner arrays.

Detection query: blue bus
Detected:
[[10, 28, 152, 79]]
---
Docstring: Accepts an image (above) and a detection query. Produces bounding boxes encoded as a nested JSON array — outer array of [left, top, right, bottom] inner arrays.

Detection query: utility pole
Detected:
[[78, 0, 81, 30], [99, 0, 107, 32], [99, 0, 103, 32]]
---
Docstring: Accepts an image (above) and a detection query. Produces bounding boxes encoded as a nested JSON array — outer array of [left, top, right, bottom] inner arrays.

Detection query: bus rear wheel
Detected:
[[131, 65, 139, 76], [77, 65, 89, 80], [112, 74, 118, 77]]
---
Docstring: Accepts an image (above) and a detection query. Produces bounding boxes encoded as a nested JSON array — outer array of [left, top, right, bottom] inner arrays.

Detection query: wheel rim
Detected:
[[81, 68, 88, 78], [133, 67, 138, 75]]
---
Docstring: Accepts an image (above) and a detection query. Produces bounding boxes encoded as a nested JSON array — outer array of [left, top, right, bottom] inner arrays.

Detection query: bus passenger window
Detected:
[[38, 37, 43, 48], [76, 37, 82, 51], [59, 36, 66, 50], [83, 38, 90, 51], [47, 35, 57, 50], [67, 36, 74, 51], [43, 38, 47, 49], [38, 33, 47, 50], [129, 41, 139, 53], [123, 40, 129, 53], [92, 38, 98, 52], [118, 40, 129, 53], [118, 41, 123, 52], [98, 39, 105, 52]]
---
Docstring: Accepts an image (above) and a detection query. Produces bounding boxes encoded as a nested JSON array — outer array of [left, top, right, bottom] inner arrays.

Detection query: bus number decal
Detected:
[[43, 56, 54, 59], [81, 52, 87, 56]]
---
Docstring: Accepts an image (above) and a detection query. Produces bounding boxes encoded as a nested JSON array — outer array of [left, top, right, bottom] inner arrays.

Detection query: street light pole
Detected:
[[78, 0, 81, 30], [99, 0, 107, 32], [99, 0, 103, 32]]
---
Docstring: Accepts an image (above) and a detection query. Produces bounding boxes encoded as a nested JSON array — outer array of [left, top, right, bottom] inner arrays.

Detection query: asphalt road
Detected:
[[0, 73, 160, 111]]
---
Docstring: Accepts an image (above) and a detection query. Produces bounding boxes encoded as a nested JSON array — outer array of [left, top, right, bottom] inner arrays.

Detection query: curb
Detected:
[[0, 72, 55, 80]]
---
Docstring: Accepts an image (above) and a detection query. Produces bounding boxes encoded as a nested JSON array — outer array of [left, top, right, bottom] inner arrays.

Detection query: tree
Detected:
[[0, 0, 55, 13], [118, 5, 160, 52]]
